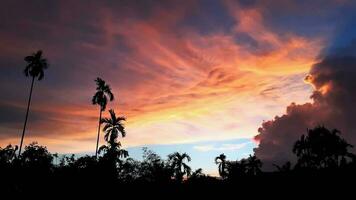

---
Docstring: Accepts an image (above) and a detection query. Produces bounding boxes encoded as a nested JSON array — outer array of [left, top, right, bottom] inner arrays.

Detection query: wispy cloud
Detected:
[[193, 142, 251, 152], [0, 0, 344, 153]]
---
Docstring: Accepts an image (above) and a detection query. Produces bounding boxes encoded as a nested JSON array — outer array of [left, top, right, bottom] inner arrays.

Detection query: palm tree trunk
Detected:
[[95, 108, 102, 158], [18, 76, 35, 156]]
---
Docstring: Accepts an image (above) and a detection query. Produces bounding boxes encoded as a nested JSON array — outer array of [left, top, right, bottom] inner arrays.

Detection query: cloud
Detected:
[[254, 40, 356, 169], [194, 142, 251, 152], [0, 0, 342, 154]]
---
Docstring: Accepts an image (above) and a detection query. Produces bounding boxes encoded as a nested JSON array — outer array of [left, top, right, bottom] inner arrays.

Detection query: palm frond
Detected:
[[37, 70, 44, 80], [109, 109, 116, 120], [98, 145, 108, 154], [23, 50, 48, 80], [24, 55, 34, 62], [182, 153, 191, 162]]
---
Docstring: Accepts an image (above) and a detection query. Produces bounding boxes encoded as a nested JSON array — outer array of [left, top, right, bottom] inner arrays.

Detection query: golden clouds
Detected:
[[65, 0, 324, 151], [0, 0, 326, 153]]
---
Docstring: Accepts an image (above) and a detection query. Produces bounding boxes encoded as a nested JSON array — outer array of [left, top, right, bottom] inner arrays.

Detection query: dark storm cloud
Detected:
[[254, 40, 356, 169]]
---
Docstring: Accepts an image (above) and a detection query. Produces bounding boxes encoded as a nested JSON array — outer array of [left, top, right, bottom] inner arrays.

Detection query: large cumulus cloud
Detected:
[[254, 41, 356, 169]]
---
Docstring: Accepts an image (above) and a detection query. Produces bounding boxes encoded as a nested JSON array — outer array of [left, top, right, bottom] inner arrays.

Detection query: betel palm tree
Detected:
[[98, 109, 128, 159], [101, 109, 126, 145], [19, 50, 49, 156], [168, 152, 191, 182], [215, 153, 227, 178], [92, 77, 114, 157]]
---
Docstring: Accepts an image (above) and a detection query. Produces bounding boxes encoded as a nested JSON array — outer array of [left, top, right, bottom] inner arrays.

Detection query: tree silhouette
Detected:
[[245, 155, 262, 175], [98, 109, 128, 175], [92, 77, 114, 157], [189, 168, 205, 180], [168, 152, 191, 182], [136, 148, 173, 183], [98, 141, 129, 160], [99, 109, 127, 157], [293, 126, 354, 169], [225, 155, 262, 179], [215, 153, 227, 179], [101, 109, 126, 145], [0, 144, 18, 166], [21, 142, 53, 170], [19, 50, 49, 156], [226, 159, 247, 179]]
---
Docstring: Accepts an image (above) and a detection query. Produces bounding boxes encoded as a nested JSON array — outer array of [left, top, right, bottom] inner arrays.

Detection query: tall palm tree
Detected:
[[92, 77, 114, 157], [168, 152, 191, 182], [215, 153, 227, 178], [19, 50, 49, 156]]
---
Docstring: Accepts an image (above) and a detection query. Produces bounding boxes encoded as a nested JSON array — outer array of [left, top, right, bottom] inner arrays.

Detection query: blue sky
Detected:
[[126, 138, 256, 175]]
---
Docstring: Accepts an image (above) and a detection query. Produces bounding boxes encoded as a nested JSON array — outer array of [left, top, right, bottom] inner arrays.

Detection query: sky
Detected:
[[1, 0, 356, 174]]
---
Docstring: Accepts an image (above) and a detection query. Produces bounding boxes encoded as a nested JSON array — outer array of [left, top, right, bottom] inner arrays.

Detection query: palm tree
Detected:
[[168, 152, 191, 182], [215, 153, 227, 178], [98, 109, 128, 158], [98, 142, 129, 159], [101, 109, 126, 144], [19, 50, 49, 156], [92, 77, 114, 157]]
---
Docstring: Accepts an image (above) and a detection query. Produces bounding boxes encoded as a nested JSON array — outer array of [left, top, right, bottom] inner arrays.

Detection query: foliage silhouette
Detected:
[[0, 144, 17, 166], [19, 50, 49, 156], [92, 77, 114, 157], [95, 109, 128, 181], [2, 124, 356, 195], [99, 109, 128, 161], [20, 142, 53, 170], [215, 153, 227, 178], [224, 154, 262, 180], [127, 148, 173, 184], [293, 126, 354, 169], [168, 152, 192, 182], [101, 109, 126, 144]]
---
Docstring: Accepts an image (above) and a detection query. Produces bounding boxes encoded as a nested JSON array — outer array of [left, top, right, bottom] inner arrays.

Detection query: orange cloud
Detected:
[[0, 1, 326, 154]]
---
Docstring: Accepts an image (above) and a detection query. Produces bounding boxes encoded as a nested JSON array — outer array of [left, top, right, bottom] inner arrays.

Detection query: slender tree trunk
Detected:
[[95, 108, 102, 158], [18, 76, 35, 156]]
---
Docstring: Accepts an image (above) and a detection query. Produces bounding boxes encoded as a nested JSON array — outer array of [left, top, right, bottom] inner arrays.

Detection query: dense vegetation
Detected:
[[2, 126, 356, 195]]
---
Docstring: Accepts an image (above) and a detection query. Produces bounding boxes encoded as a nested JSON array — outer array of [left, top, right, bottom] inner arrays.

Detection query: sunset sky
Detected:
[[1, 0, 356, 174]]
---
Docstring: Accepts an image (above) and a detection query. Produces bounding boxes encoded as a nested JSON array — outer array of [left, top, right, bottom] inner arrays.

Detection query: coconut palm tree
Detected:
[[168, 152, 191, 182], [19, 50, 49, 156], [92, 77, 114, 157], [215, 153, 227, 178]]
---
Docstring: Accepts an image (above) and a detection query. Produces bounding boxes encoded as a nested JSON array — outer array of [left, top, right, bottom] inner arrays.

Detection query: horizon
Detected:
[[2, 0, 356, 174]]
